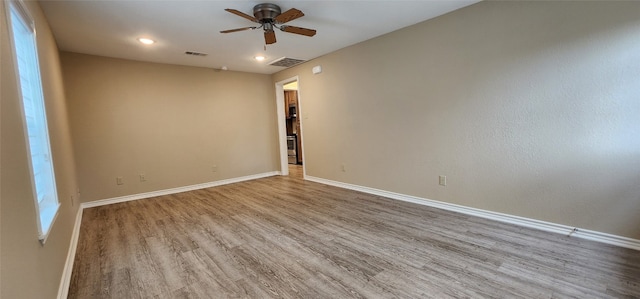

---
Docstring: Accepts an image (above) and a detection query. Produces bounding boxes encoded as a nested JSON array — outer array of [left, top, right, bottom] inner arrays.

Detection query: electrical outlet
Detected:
[[439, 175, 447, 186], [139, 174, 146, 182], [341, 164, 346, 172], [116, 177, 123, 185], [212, 165, 218, 172]]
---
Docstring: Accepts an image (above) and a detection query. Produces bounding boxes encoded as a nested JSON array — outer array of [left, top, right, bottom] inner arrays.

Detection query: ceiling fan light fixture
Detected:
[[137, 37, 155, 45]]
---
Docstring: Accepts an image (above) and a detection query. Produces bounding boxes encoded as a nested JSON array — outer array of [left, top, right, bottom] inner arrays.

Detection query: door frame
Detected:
[[274, 76, 304, 177]]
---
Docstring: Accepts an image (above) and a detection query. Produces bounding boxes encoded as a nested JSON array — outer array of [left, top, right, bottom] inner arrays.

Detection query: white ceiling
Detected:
[[39, 0, 479, 74]]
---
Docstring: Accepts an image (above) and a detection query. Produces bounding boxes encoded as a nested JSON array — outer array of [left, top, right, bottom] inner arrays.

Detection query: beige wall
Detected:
[[273, 1, 640, 239], [1, 1, 80, 298], [60, 53, 279, 202]]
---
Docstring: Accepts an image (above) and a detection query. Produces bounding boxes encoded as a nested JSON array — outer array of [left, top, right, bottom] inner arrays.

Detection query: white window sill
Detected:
[[38, 202, 60, 244]]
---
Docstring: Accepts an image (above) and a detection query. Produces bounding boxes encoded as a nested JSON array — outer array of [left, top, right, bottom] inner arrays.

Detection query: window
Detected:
[[7, 0, 60, 242]]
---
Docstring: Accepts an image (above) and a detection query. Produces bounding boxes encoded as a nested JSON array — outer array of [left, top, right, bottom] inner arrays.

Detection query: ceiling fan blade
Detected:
[[281, 25, 317, 37], [225, 8, 258, 23], [274, 8, 304, 24], [220, 27, 256, 34], [264, 30, 276, 44]]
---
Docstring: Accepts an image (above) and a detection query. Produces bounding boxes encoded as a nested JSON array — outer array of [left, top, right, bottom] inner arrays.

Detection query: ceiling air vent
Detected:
[[185, 51, 208, 56], [269, 57, 305, 68]]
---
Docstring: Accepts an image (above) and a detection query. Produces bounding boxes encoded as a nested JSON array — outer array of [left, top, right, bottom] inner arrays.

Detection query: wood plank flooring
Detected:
[[69, 166, 640, 298]]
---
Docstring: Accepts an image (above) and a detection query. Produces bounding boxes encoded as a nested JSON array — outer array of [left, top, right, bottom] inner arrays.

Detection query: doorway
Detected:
[[275, 76, 305, 177]]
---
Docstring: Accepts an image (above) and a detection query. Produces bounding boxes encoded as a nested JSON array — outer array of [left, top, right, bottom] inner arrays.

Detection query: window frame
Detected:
[[5, 0, 61, 243]]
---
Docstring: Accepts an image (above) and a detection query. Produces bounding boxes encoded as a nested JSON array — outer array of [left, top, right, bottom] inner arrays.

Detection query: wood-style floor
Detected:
[[69, 165, 640, 298]]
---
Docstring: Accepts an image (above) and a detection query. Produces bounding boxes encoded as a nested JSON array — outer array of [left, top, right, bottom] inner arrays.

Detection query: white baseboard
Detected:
[[57, 206, 83, 299], [305, 176, 640, 251], [81, 171, 279, 209]]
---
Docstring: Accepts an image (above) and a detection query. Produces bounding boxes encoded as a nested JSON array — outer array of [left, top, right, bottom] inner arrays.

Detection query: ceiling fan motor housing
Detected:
[[253, 3, 281, 23]]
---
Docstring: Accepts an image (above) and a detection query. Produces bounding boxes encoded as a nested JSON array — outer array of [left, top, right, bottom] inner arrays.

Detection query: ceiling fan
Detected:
[[220, 3, 317, 45]]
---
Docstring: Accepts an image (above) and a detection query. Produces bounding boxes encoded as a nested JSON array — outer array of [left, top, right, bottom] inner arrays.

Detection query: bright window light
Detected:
[[8, 0, 60, 243]]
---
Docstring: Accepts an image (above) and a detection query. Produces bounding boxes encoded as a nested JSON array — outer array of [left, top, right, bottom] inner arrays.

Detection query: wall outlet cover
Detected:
[[439, 175, 447, 186]]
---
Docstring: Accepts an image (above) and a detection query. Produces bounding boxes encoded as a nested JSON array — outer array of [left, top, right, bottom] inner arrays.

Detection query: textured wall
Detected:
[[60, 53, 280, 202], [273, 1, 640, 239], [1, 1, 80, 298]]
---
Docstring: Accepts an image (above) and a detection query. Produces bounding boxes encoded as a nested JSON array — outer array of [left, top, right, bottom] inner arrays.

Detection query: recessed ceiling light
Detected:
[[138, 38, 155, 45], [254, 56, 266, 61]]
